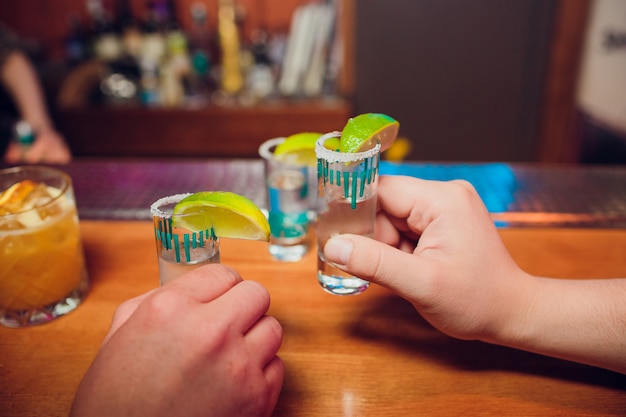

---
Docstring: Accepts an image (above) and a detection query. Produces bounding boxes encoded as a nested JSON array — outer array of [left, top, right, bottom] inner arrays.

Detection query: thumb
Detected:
[[323, 234, 434, 300]]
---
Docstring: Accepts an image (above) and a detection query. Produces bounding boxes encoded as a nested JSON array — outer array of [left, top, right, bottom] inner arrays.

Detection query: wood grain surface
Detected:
[[1, 222, 625, 416]]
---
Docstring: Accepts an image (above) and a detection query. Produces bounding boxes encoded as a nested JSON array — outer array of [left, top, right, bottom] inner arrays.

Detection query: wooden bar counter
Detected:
[[1, 221, 625, 416]]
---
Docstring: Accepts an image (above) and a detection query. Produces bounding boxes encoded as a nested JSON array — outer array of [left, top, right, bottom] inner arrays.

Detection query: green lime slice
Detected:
[[340, 113, 400, 153], [323, 136, 341, 151], [172, 191, 270, 241], [273, 132, 322, 166]]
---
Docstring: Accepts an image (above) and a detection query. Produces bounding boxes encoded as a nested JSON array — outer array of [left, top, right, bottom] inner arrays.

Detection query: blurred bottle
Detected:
[[246, 29, 275, 101], [140, 0, 166, 62], [161, 40, 188, 106], [186, 1, 215, 104], [13, 121, 35, 159], [138, 1, 166, 106], [87, 0, 123, 62], [64, 15, 90, 66], [217, 0, 244, 96], [116, 0, 142, 60], [160, 0, 189, 106], [164, 0, 181, 32]]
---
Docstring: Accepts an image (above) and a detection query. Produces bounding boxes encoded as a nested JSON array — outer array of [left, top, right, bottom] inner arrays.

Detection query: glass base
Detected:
[[269, 242, 309, 262], [317, 253, 369, 295], [0, 279, 89, 328], [317, 272, 370, 296]]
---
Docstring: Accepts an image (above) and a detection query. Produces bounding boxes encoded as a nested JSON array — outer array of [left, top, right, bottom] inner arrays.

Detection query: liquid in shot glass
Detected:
[[151, 193, 221, 285], [315, 132, 381, 296], [259, 137, 313, 262]]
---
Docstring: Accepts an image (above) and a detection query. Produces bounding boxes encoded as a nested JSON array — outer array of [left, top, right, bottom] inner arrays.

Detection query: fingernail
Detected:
[[324, 236, 353, 266]]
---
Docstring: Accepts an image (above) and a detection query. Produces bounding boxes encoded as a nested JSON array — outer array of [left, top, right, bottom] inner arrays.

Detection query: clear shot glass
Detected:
[[0, 166, 89, 327], [259, 138, 312, 262], [150, 193, 221, 285], [315, 132, 381, 295]]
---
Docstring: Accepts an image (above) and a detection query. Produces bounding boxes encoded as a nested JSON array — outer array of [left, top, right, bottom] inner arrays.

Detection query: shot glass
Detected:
[[0, 166, 89, 327], [315, 132, 381, 295], [259, 138, 313, 262], [151, 193, 221, 285]]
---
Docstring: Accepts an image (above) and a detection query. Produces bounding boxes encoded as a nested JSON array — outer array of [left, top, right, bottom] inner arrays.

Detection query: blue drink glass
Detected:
[[259, 138, 313, 262]]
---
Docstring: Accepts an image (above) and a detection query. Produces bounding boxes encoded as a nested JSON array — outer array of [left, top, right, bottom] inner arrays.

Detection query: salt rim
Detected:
[[315, 131, 381, 163], [258, 137, 285, 161], [150, 193, 193, 218]]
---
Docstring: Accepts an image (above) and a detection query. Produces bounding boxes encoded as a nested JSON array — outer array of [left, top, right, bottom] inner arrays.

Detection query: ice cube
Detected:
[[0, 180, 37, 213], [21, 183, 53, 210], [0, 215, 26, 231], [24, 184, 62, 220], [0, 181, 57, 228]]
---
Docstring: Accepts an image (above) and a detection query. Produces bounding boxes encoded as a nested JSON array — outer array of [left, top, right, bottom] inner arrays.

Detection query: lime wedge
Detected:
[[340, 113, 400, 153], [172, 191, 270, 241], [323, 136, 341, 151], [274, 132, 321, 166]]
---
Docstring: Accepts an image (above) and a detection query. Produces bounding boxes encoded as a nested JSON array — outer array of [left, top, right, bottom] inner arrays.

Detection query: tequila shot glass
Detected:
[[315, 132, 381, 295], [259, 138, 313, 262], [151, 193, 220, 285], [0, 166, 89, 327]]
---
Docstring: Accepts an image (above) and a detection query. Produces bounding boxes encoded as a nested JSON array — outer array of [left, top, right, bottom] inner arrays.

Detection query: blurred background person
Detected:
[[0, 24, 71, 164]]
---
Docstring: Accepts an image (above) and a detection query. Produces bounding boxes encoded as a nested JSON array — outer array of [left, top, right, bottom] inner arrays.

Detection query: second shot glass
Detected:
[[259, 138, 313, 262], [315, 132, 381, 295]]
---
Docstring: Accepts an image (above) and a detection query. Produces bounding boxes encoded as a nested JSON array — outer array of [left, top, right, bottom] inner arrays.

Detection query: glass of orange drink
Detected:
[[0, 166, 89, 327]]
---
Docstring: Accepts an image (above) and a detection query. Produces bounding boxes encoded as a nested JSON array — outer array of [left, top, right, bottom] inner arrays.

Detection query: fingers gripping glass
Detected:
[[315, 132, 381, 296]]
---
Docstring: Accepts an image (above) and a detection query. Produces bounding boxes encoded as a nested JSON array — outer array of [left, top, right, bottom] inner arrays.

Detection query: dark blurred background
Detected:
[[0, 0, 624, 163]]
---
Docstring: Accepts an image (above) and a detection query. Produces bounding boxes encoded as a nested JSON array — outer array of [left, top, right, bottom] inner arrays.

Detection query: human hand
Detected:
[[323, 175, 533, 343], [4, 128, 71, 164], [71, 264, 284, 417]]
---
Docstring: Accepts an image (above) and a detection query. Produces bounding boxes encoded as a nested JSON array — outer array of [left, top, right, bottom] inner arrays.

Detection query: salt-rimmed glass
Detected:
[[150, 193, 220, 285], [259, 137, 314, 262], [315, 131, 381, 295]]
